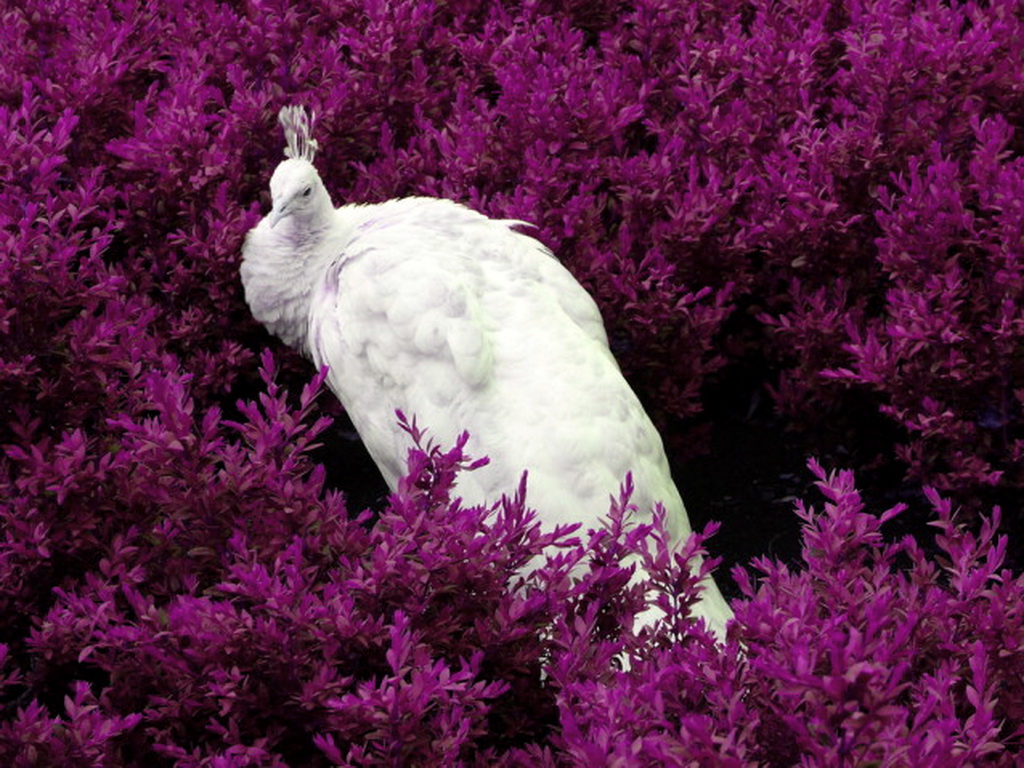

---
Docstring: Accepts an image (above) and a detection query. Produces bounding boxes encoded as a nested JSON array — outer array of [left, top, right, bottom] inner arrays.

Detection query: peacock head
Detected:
[[268, 158, 326, 228], [266, 105, 329, 229]]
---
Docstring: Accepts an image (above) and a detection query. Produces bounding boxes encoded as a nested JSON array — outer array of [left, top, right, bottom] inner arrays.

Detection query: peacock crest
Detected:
[[278, 106, 319, 162]]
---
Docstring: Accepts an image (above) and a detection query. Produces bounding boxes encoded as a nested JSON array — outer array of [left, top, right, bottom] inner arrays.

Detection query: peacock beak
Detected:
[[268, 204, 287, 229]]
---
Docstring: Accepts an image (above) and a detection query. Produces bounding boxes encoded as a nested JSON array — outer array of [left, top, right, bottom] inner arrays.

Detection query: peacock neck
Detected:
[[241, 207, 338, 355]]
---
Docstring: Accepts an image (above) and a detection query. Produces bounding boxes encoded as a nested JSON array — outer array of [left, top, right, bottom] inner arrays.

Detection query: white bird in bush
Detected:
[[241, 106, 732, 639]]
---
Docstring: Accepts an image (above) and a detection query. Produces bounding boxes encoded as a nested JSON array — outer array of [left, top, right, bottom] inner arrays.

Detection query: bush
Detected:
[[2, 0, 1022, 763]]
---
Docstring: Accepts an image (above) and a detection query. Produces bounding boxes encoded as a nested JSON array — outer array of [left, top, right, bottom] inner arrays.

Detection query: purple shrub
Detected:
[[2, 0, 1024, 763], [733, 463, 1024, 765], [820, 118, 1024, 490], [752, 1, 1024, 491]]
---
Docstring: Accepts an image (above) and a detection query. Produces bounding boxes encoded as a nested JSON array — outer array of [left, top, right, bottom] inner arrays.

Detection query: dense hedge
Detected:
[[2, 0, 1023, 764]]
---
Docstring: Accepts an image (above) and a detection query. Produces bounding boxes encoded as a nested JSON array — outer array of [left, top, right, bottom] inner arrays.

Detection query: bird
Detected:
[[240, 106, 733, 639]]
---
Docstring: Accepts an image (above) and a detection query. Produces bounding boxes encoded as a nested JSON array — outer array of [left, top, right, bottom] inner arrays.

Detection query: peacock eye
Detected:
[[302, 187, 312, 197]]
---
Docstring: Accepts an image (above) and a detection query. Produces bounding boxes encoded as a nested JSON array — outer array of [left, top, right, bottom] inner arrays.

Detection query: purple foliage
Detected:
[[2, 0, 1024, 763]]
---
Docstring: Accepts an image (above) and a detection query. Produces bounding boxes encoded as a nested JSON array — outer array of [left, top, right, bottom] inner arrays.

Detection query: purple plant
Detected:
[[2, 0, 1023, 763]]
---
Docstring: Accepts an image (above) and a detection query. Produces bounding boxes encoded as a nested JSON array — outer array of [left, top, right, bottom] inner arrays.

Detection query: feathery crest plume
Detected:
[[279, 106, 319, 162]]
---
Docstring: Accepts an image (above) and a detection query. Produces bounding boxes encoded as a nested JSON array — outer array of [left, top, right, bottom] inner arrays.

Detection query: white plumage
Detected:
[[241, 106, 732, 639]]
